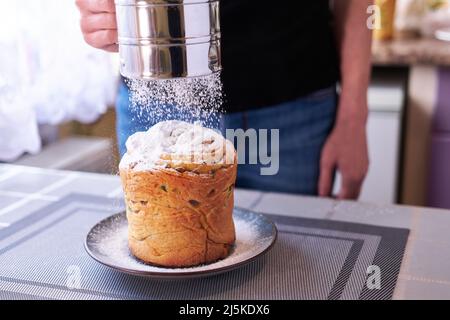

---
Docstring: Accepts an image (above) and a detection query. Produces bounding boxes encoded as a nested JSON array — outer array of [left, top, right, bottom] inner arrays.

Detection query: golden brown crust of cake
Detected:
[[120, 161, 237, 268]]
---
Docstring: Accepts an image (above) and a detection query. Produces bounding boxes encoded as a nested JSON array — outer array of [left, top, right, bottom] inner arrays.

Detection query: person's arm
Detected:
[[318, 0, 372, 199], [75, 0, 118, 52]]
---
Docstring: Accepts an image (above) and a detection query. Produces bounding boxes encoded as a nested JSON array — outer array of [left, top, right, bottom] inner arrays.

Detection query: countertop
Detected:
[[372, 37, 450, 66], [1, 164, 450, 300]]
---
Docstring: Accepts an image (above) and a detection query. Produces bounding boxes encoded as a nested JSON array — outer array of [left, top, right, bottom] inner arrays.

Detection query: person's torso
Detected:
[[220, 0, 339, 113]]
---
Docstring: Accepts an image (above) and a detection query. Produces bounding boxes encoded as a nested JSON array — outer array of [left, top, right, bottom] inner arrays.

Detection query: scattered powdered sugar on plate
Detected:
[[85, 209, 277, 277]]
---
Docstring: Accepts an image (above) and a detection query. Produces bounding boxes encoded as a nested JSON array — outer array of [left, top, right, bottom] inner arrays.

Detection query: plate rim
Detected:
[[84, 207, 278, 279]]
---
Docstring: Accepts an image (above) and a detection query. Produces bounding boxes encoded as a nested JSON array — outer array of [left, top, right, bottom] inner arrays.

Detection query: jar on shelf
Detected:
[[395, 0, 427, 38], [374, 0, 397, 40]]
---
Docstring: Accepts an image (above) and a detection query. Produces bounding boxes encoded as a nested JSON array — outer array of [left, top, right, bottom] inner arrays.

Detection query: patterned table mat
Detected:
[[0, 194, 409, 300]]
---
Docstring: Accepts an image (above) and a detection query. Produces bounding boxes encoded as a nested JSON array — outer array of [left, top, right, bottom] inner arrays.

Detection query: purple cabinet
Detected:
[[427, 67, 450, 209]]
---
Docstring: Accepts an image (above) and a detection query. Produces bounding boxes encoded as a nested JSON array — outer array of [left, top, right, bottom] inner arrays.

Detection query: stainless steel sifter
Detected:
[[115, 0, 222, 80]]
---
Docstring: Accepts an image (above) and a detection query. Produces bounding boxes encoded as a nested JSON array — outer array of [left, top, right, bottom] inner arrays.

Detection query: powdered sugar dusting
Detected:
[[125, 72, 224, 129], [118, 120, 235, 171], [86, 209, 277, 277]]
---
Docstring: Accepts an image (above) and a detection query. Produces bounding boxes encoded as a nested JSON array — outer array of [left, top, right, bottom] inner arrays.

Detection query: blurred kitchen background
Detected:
[[1, 0, 450, 209]]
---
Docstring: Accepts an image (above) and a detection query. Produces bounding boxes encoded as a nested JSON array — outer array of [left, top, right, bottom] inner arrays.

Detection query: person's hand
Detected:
[[318, 104, 369, 200], [75, 0, 118, 52]]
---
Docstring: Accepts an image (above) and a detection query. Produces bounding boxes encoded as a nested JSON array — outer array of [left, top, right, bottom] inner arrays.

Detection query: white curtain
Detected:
[[0, 0, 118, 161]]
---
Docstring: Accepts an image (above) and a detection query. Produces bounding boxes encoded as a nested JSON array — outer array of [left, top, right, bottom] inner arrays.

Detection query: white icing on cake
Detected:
[[119, 121, 236, 171]]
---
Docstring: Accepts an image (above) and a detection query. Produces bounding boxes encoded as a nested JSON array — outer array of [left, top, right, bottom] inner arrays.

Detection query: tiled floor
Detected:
[[253, 192, 335, 219], [405, 239, 450, 281], [46, 175, 122, 198], [398, 277, 450, 300], [0, 194, 22, 210], [329, 201, 414, 229], [0, 171, 64, 194], [0, 199, 53, 225], [0, 166, 121, 226], [415, 208, 450, 244]]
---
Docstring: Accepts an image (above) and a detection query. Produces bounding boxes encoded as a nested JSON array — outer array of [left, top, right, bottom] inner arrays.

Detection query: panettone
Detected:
[[119, 121, 237, 268]]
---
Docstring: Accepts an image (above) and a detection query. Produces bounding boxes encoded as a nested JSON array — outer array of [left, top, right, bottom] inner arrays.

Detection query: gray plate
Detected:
[[85, 208, 278, 280]]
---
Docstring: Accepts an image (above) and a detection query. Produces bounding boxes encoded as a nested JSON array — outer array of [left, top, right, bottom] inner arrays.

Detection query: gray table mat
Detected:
[[0, 194, 409, 300]]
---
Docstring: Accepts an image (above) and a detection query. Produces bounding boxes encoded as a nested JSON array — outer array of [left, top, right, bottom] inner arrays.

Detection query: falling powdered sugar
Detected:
[[125, 72, 224, 129]]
